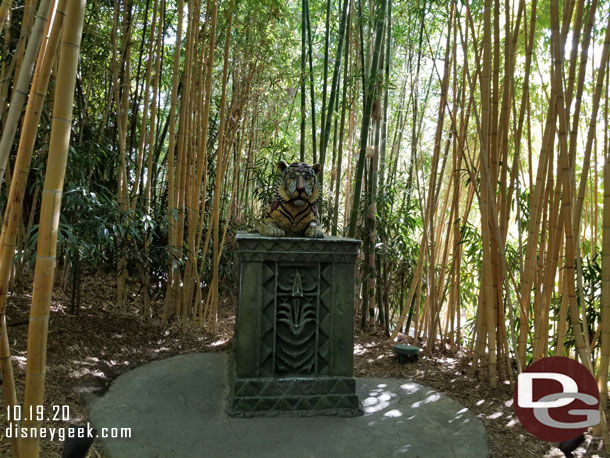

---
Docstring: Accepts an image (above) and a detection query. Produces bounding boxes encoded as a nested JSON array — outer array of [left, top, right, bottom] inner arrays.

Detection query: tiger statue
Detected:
[[259, 160, 325, 238]]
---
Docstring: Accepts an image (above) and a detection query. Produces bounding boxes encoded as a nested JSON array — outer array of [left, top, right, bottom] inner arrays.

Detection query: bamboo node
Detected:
[[50, 116, 72, 124], [60, 41, 80, 50]]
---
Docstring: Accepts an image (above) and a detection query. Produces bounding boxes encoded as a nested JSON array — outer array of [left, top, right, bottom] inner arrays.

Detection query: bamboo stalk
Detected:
[[0, 0, 11, 33], [549, 0, 592, 370], [0, 0, 53, 186], [0, 1, 65, 455], [20, 0, 85, 454], [204, 0, 234, 333], [599, 18, 610, 443], [161, 0, 184, 324]]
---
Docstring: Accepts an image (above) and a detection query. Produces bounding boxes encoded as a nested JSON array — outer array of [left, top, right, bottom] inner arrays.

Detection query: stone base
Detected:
[[232, 234, 363, 418], [228, 376, 363, 417]]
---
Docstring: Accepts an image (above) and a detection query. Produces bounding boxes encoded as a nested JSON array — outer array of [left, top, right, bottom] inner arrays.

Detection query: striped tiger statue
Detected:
[[259, 160, 325, 238]]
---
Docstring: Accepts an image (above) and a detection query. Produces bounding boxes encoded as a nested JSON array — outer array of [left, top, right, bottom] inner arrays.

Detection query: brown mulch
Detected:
[[0, 272, 607, 457], [0, 273, 234, 457]]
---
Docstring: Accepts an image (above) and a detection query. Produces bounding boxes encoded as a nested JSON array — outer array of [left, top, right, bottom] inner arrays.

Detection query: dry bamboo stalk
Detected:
[[0, 0, 65, 322], [0, 16, 14, 126], [0, 0, 53, 186], [0, 0, 11, 32], [574, 5, 610, 232], [161, 0, 184, 324], [115, 0, 133, 311], [497, 0, 524, 240], [344, 80, 357, 227], [549, 0, 592, 371], [478, 0, 497, 386], [131, 0, 160, 208], [20, 1, 85, 455], [473, 288, 487, 377], [182, 0, 217, 316], [459, 4, 521, 377], [516, 100, 554, 366], [11, 0, 36, 89], [389, 232, 426, 341], [564, 0, 586, 115], [177, 0, 200, 319], [489, 0, 500, 192], [599, 25, 610, 442], [448, 41, 466, 350], [204, 0, 234, 332], [555, 239, 568, 354], [171, 0, 197, 318], [418, 6, 454, 349], [96, 1, 119, 144], [535, 204, 563, 360], [429, 164, 455, 341], [141, 0, 165, 318], [197, 66, 255, 313], [532, 147, 555, 359], [0, 2, 65, 455]]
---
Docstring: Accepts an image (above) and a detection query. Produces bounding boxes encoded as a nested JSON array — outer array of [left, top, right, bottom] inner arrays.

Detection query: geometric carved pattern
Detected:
[[259, 263, 333, 377], [275, 266, 318, 374], [317, 264, 332, 375], [259, 263, 276, 377], [237, 234, 360, 265], [229, 377, 361, 417], [232, 233, 362, 417]]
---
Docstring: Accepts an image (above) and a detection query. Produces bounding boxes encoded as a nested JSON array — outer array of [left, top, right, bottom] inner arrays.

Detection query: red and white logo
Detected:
[[513, 356, 600, 442]]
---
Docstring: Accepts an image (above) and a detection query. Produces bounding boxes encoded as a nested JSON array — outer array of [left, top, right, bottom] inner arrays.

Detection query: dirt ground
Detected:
[[0, 273, 608, 458]]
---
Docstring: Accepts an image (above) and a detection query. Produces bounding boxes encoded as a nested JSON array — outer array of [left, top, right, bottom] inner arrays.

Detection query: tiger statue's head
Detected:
[[275, 160, 321, 207], [259, 160, 324, 238]]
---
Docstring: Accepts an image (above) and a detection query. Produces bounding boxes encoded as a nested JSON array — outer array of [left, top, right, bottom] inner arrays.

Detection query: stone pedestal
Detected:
[[229, 232, 362, 417]]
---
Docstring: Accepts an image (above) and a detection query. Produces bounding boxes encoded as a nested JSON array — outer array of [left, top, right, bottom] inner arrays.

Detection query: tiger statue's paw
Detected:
[[305, 224, 324, 238], [259, 223, 285, 237]]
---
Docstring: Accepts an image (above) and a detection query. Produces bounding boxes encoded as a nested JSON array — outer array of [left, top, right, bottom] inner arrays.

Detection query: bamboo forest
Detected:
[[1, 0, 610, 456]]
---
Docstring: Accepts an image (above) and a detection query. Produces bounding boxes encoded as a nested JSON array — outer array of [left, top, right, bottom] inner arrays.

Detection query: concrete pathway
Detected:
[[89, 353, 488, 458]]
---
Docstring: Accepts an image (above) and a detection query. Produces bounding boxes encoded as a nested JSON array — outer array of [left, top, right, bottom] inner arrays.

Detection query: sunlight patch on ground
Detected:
[[73, 385, 103, 394], [411, 392, 441, 408], [476, 399, 485, 406], [434, 356, 458, 369], [210, 338, 228, 347], [362, 396, 391, 413], [486, 411, 503, 419], [399, 383, 420, 395], [49, 298, 66, 312], [362, 386, 399, 414], [353, 342, 379, 356], [449, 409, 468, 424], [353, 344, 366, 355], [14, 355, 26, 369], [70, 368, 105, 378]]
